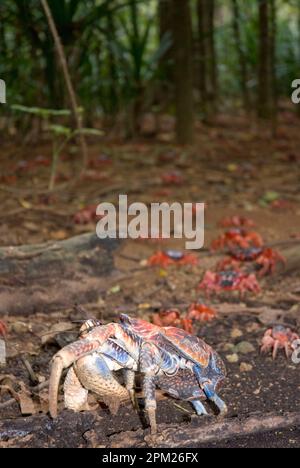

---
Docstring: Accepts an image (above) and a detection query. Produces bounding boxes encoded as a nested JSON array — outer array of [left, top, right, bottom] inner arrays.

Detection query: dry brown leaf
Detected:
[[18, 382, 38, 415]]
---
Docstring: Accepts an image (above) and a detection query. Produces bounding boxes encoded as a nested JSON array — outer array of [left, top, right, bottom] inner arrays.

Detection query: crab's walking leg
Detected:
[[64, 367, 89, 412], [272, 340, 280, 360], [123, 369, 138, 410], [139, 342, 161, 434], [143, 375, 157, 434], [191, 400, 208, 416], [193, 365, 227, 416], [202, 383, 228, 415], [284, 342, 291, 359]]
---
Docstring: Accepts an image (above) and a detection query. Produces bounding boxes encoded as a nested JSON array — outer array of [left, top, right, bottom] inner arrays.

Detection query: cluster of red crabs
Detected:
[[200, 215, 286, 297], [146, 216, 297, 359], [0, 216, 296, 361], [147, 215, 285, 298]]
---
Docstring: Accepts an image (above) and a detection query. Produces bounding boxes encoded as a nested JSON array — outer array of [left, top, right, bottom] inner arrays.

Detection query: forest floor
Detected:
[[0, 111, 300, 448]]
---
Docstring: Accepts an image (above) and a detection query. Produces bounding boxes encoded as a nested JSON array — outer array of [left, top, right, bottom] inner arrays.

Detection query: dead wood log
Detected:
[[109, 411, 300, 448], [0, 233, 120, 316], [1, 410, 298, 448], [278, 244, 300, 275]]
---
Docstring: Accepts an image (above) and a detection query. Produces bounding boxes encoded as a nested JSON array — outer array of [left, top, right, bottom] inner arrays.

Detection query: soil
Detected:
[[0, 112, 299, 448]]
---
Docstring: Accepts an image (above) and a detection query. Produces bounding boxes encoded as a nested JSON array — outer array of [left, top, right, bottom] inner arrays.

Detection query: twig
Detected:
[[0, 380, 49, 410], [21, 357, 39, 385], [40, 0, 88, 174]]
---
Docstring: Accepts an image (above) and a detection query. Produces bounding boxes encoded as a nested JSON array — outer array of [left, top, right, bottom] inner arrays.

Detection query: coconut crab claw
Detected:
[[49, 323, 117, 418]]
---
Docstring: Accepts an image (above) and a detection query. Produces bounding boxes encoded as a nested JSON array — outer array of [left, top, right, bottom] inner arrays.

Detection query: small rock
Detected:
[[221, 343, 235, 352], [226, 353, 239, 363], [235, 341, 255, 354], [246, 323, 260, 333], [240, 362, 253, 373], [231, 328, 243, 339], [11, 321, 29, 334]]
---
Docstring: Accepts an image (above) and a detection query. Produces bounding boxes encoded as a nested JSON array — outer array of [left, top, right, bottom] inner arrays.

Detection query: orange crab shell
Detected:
[[120, 315, 211, 368], [187, 303, 217, 322], [147, 251, 198, 267], [220, 216, 256, 228], [211, 230, 263, 251], [217, 257, 241, 271], [152, 309, 182, 328]]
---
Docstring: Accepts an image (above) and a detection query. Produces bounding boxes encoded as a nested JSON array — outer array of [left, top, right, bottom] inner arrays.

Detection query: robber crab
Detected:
[[49, 315, 227, 434], [147, 250, 198, 267], [211, 229, 263, 251], [199, 270, 261, 298], [260, 325, 300, 360], [0, 321, 7, 338]]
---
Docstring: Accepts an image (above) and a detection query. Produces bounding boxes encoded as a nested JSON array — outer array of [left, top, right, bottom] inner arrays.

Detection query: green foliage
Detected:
[[1, 0, 300, 122], [11, 103, 103, 189]]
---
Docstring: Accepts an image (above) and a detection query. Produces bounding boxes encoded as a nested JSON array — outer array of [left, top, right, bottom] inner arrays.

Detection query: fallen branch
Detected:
[[109, 411, 300, 448], [0, 233, 120, 315]]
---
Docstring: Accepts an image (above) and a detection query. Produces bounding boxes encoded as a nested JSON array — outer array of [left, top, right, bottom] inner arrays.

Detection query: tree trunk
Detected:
[[257, 0, 271, 119], [232, 0, 250, 110], [0, 234, 120, 316], [172, 0, 195, 144], [159, 0, 174, 76], [269, 0, 278, 135], [158, 0, 174, 107], [297, 0, 300, 117], [207, 0, 218, 109], [197, 0, 217, 121], [197, 0, 208, 113]]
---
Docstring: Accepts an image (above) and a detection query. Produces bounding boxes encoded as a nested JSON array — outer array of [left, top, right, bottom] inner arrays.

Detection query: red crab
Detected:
[[0, 321, 7, 338], [255, 248, 286, 276], [73, 204, 104, 225], [147, 250, 198, 267], [152, 309, 182, 328], [152, 307, 213, 334], [261, 325, 300, 360], [161, 170, 184, 185], [228, 247, 263, 262], [211, 229, 263, 251], [199, 270, 261, 297], [217, 257, 242, 272], [187, 303, 217, 323], [220, 216, 256, 229], [153, 309, 194, 334], [88, 153, 112, 168]]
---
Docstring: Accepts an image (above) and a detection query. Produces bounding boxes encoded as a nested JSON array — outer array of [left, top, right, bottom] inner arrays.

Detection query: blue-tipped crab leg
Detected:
[[191, 400, 209, 416], [193, 365, 227, 415]]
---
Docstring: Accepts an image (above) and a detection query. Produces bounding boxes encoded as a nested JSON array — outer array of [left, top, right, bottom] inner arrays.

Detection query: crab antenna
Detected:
[[49, 356, 64, 418]]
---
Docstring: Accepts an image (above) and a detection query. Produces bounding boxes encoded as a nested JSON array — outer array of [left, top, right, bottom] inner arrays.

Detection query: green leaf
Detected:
[[75, 128, 104, 137], [49, 124, 72, 136]]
